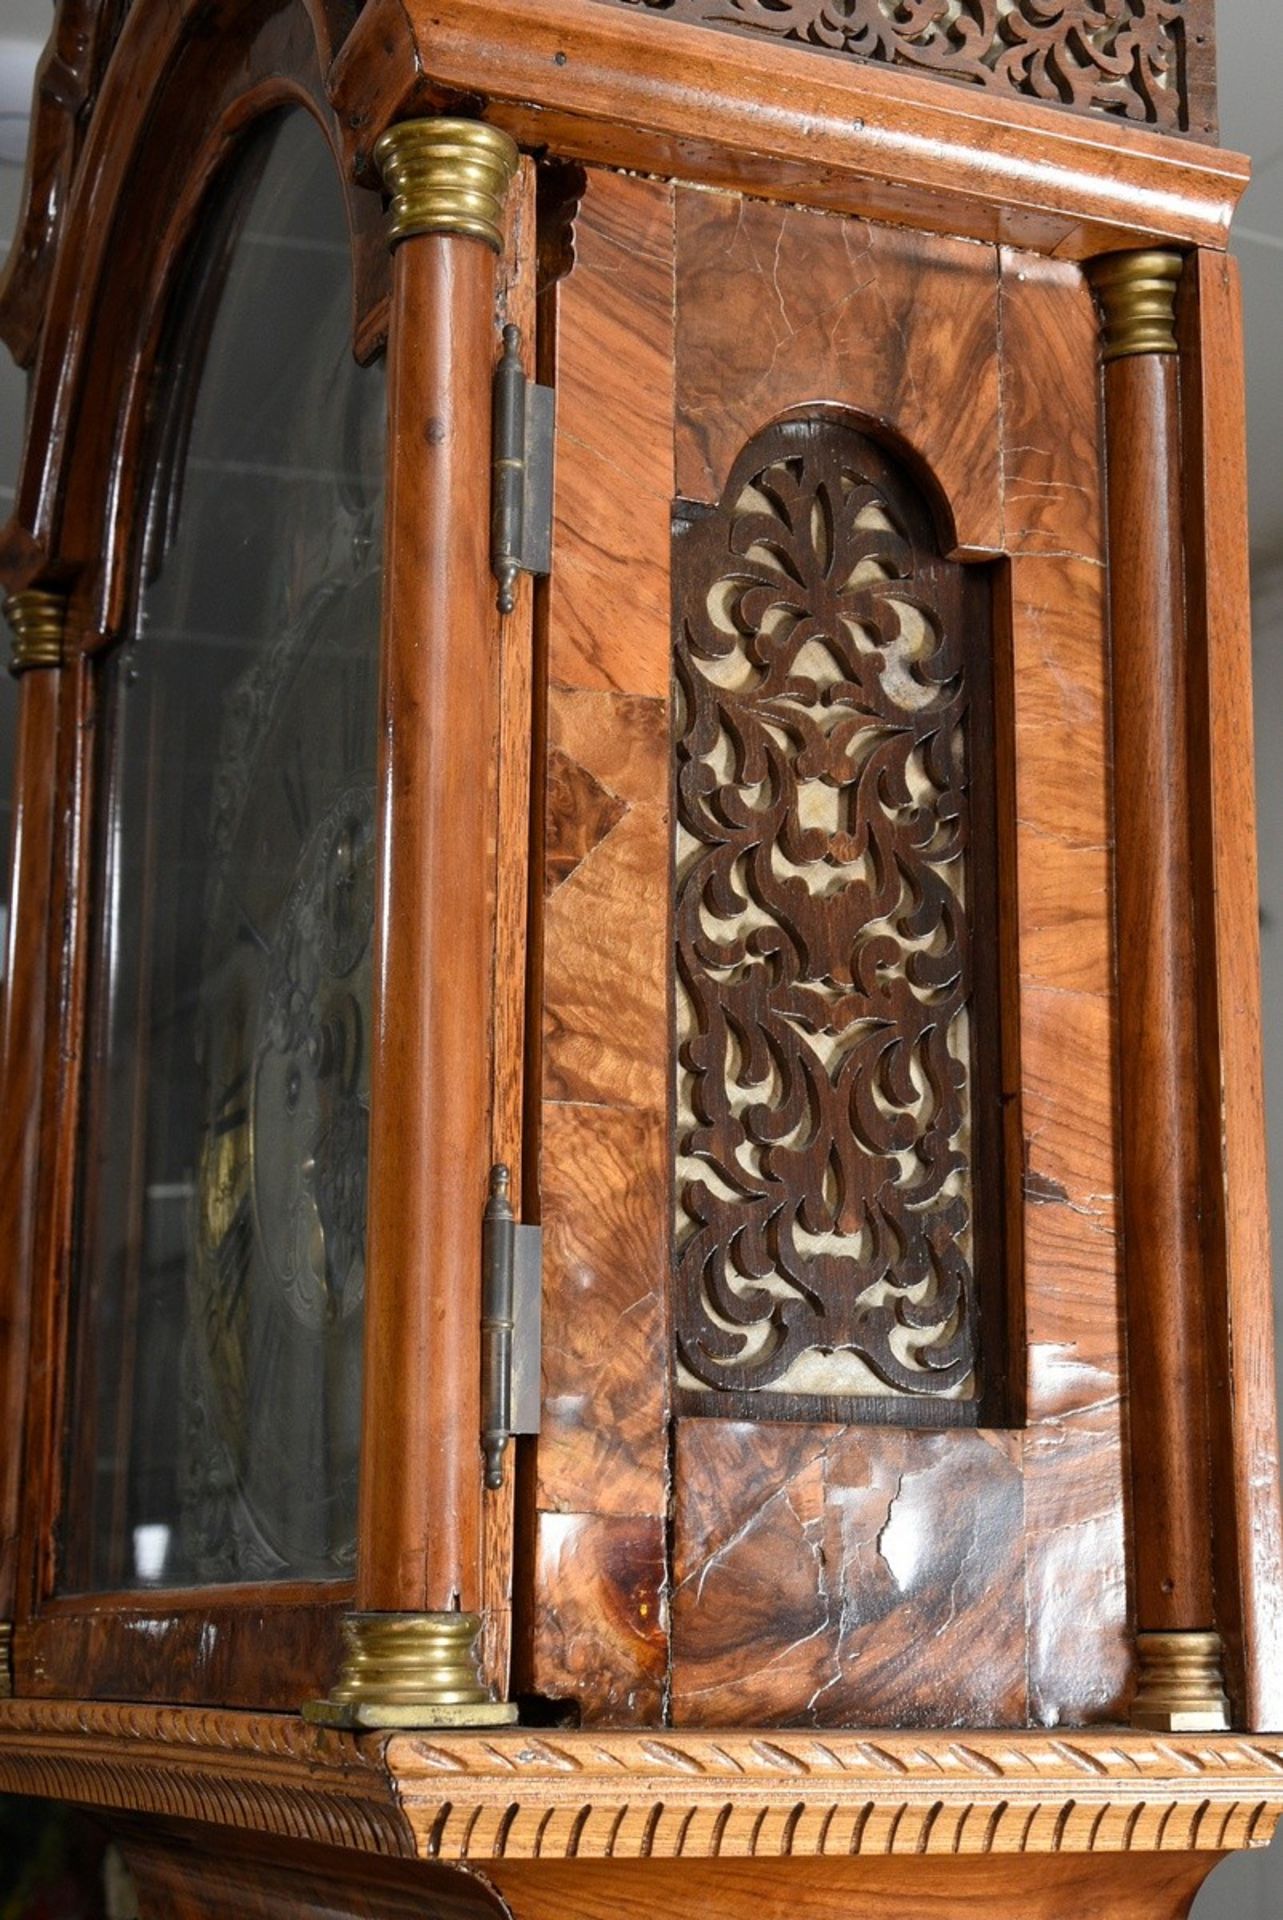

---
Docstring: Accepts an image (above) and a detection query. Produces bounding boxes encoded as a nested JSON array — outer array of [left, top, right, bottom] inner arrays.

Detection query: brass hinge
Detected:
[[481, 1165, 542, 1489], [491, 325, 555, 616]]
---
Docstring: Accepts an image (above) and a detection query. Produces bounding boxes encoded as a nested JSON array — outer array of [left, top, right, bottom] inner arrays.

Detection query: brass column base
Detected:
[[1131, 1630, 1231, 1732], [0, 1622, 11, 1700], [304, 1612, 517, 1731]]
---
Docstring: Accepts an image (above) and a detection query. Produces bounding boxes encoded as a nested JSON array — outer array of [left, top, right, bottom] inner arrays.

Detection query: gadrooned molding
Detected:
[[0, 1702, 416, 1856], [5, 1712, 1275, 1858], [4, 1706, 1279, 1863], [385, 1728, 1283, 1860]]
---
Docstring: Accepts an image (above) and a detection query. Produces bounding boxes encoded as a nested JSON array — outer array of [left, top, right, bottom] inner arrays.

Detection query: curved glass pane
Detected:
[[63, 112, 384, 1591]]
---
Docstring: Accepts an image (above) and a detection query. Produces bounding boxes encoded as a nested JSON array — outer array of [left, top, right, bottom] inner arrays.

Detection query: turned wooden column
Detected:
[[0, 590, 66, 1696], [308, 120, 519, 1730], [1088, 250, 1228, 1731]]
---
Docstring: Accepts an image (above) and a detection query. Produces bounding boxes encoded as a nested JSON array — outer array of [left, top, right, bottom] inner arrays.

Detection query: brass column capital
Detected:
[[305, 1611, 518, 1730], [4, 589, 67, 676], [373, 118, 519, 254], [1088, 249, 1184, 362]]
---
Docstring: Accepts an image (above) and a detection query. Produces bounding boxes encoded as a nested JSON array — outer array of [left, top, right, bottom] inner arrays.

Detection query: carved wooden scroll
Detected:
[[604, 0, 1217, 140], [673, 416, 1004, 1423], [0, 0, 130, 366]]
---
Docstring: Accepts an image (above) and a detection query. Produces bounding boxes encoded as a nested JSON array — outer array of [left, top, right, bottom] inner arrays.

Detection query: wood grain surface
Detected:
[[670, 1423, 1027, 1726], [520, 167, 674, 1722], [1003, 546, 1131, 1726], [591, 0, 1219, 143], [1, 0, 1276, 1806], [2, 0, 389, 1707], [1181, 250, 1283, 1730], [1, 1703, 1281, 1863], [0, 666, 61, 1618], [120, 1829, 509, 1920], [480, 154, 539, 1700], [661, 198, 1126, 1726], [673, 186, 1002, 552], [18, 1592, 348, 1710], [485, 1854, 1227, 1920], [524, 170, 1136, 1729], [1103, 348, 1214, 1636], [329, 0, 1250, 262], [356, 226, 499, 1619], [998, 253, 1106, 564]]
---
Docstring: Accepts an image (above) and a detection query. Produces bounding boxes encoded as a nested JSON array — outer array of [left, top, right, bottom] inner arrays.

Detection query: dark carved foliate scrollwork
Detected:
[[673, 417, 1003, 1418], [605, 0, 1214, 139]]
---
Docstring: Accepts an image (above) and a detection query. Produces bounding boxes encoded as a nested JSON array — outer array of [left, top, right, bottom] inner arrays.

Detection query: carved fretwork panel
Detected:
[[602, 0, 1217, 141], [673, 417, 1004, 1423]]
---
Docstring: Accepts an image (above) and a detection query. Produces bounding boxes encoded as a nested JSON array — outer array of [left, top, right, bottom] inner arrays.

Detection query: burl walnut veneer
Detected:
[[0, 1, 1279, 1916]]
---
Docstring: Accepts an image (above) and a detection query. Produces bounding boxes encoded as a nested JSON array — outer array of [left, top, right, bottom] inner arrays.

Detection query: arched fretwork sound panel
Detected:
[[672, 416, 1007, 1426]]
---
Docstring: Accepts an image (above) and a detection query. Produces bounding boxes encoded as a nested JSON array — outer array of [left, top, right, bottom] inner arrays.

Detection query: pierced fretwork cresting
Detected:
[[672, 418, 1005, 1426], [604, 0, 1217, 141]]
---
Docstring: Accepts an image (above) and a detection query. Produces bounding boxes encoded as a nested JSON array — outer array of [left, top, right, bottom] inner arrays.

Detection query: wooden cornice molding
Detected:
[[0, 1702, 416, 1857], [332, 0, 1250, 262], [2, 1705, 1282, 1863]]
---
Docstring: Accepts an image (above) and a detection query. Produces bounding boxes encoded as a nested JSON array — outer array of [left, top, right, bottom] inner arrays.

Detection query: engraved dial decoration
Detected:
[[253, 784, 375, 1331], [63, 111, 385, 1593], [185, 587, 379, 1580]]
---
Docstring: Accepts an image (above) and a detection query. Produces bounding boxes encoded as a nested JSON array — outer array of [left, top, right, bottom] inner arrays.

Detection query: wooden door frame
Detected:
[[0, 0, 392, 1709]]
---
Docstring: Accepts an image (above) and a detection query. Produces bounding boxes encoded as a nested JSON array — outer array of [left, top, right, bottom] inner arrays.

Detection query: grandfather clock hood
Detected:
[[0, 2, 1279, 1917]]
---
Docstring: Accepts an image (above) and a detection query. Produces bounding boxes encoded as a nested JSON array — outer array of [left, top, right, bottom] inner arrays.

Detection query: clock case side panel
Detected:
[[515, 163, 677, 1726], [2, 0, 403, 1710], [521, 164, 1134, 1730], [664, 201, 1127, 1730]]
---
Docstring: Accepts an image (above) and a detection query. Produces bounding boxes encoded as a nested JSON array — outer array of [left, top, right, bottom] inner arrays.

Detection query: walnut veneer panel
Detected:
[[119, 1829, 508, 1920], [539, 171, 674, 698], [525, 168, 674, 1722], [481, 158, 540, 1692], [998, 252, 1106, 564], [673, 187, 1003, 553], [486, 1855, 1226, 1920], [670, 1423, 1027, 1727], [530, 169, 1122, 1728], [664, 215, 1125, 1726]]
